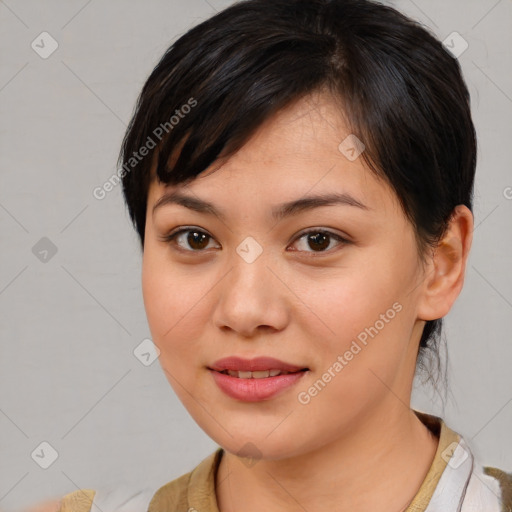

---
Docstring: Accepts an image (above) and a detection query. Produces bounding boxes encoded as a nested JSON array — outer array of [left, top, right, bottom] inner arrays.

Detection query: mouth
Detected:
[[208, 356, 309, 401], [215, 369, 308, 379], [209, 355, 308, 373]]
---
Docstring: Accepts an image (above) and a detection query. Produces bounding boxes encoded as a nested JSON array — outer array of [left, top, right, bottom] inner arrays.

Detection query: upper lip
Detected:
[[209, 356, 307, 372]]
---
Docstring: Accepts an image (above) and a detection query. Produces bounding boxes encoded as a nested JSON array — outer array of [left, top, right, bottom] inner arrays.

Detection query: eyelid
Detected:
[[292, 226, 353, 244], [158, 226, 219, 251], [288, 228, 351, 255], [163, 225, 213, 239]]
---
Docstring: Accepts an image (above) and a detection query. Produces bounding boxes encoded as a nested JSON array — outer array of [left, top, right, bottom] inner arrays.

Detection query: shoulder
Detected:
[[147, 471, 192, 511], [148, 448, 223, 511], [42, 449, 220, 512], [56, 486, 158, 512], [484, 466, 512, 511], [55, 490, 96, 512]]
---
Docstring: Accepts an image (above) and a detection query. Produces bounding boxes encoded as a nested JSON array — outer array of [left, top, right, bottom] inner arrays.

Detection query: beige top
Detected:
[[57, 410, 511, 512]]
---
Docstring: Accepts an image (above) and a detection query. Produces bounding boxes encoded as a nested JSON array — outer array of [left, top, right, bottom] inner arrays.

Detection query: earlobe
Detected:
[[417, 205, 474, 321]]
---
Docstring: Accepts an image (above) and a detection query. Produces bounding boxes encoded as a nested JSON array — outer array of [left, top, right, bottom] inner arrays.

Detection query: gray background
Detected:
[[0, 0, 511, 510]]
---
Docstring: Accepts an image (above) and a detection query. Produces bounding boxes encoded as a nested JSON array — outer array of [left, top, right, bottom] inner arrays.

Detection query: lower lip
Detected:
[[210, 370, 307, 402]]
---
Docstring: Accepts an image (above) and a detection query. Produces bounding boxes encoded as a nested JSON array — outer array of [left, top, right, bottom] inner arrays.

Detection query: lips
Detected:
[[220, 369, 293, 379], [209, 356, 307, 373], [208, 356, 309, 401]]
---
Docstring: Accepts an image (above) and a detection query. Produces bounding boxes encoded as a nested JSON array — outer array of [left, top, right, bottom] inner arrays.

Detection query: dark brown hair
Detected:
[[118, 0, 476, 383]]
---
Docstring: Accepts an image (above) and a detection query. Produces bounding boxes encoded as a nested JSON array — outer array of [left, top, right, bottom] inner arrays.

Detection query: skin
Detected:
[[142, 90, 473, 512], [22, 500, 60, 512]]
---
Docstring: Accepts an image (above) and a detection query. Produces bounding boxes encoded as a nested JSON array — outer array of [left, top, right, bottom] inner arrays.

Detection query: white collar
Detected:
[[425, 436, 502, 512]]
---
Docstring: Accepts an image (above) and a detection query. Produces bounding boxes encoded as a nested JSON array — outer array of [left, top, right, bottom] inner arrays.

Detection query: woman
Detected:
[[37, 0, 512, 510]]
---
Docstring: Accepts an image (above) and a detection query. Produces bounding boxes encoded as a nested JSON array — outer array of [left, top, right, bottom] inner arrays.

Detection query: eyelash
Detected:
[[159, 226, 350, 256]]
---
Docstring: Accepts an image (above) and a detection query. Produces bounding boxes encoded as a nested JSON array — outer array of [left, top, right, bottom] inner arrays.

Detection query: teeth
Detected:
[[252, 370, 270, 379], [224, 369, 290, 379]]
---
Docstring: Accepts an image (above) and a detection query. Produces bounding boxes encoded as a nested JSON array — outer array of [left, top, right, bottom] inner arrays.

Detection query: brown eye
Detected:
[[290, 230, 349, 254], [161, 228, 219, 252], [306, 232, 330, 251]]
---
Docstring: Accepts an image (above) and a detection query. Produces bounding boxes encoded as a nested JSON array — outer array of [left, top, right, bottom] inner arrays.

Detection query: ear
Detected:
[[417, 205, 474, 321]]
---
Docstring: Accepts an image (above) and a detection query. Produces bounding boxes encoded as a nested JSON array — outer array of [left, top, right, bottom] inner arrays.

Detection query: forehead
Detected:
[[148, 92, 400, 218]]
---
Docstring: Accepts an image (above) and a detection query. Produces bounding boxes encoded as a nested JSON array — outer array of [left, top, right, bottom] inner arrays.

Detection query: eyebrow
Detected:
[[152, 190, 370, 221]]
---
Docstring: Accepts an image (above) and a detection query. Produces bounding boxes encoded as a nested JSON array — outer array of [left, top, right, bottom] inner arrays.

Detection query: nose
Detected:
[[212, 243, 290, 339]]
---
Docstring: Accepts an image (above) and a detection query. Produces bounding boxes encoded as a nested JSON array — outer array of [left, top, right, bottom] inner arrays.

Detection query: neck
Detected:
[[216, 406, 439, 512]]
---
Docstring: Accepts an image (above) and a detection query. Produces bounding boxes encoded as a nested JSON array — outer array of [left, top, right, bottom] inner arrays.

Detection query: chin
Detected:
[[198, 420, 309, 461]]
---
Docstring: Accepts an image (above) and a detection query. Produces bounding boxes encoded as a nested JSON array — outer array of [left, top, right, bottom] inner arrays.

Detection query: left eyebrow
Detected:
[[152, 191, 371, 221], [272, 192, 371, 221]]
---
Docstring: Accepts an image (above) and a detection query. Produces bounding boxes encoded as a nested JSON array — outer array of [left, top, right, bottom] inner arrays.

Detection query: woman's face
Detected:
[[142, 91, 430, 459]]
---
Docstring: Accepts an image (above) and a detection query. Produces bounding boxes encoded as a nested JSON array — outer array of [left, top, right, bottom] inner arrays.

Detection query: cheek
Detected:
[[141, 252, 209, 408], [300, 246, 418, 384], [141, 246, 211, 365], [142, 248, 184, 348], [305, 264, 409, 345], [295, 280, 412, 418], [141, 250, 167, 338]]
